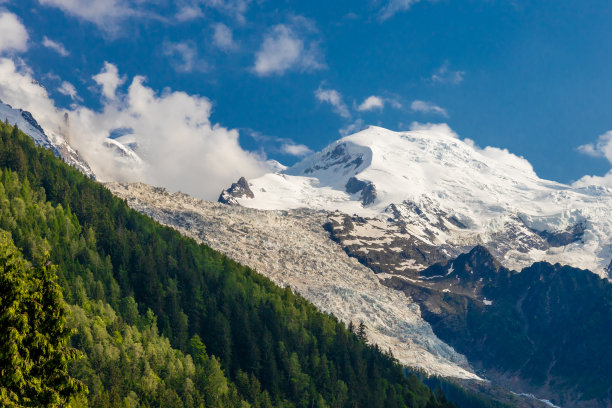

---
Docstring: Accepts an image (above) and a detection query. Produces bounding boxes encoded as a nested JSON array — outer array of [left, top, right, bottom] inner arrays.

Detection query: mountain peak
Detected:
[[219, 125, 612, 275]]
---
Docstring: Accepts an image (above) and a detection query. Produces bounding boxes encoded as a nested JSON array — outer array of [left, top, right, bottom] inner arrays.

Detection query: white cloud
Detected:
[[162, 41, 206, 73], [577, 131, 612, 163], [357, 95, 384, 111], [378, 0, 423, 20], [213, 23, 236, 51], [409, 122, 459, 138], [431, 62, 465, 84], [201, 0, 251, 23], [38, 0, 135, 32], [281, 143, 312, 157], [0, 57, 271, 199], [340, 119, 366, 136], [93, 62, 126, 100], [410, 100, 448, 117], [42, 36, 69, 56], [253, 19, 325, 76], [0, 12, 28, 54], [315, 86, 350, 118], [57, 81, 81, 101], [574, 131, 612, 188], [175, 5, 204, 22]]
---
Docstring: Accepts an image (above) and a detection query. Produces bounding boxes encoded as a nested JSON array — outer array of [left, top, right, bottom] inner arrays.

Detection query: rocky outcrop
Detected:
[[383, 247, 612, 408], [345, 177, 377, 206], [534, 222, 585, 247], [218, 176, 255, 205]]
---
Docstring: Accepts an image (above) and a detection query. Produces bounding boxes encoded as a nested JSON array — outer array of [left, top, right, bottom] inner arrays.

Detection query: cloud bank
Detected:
[[0, 58, 271, 199]]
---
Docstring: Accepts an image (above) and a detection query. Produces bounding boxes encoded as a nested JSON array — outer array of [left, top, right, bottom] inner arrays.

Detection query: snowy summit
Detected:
[[225, 125, 612, 276]]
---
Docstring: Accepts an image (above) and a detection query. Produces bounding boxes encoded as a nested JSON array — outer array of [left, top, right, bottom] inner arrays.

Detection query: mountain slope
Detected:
[[0, 121, 458, 408], [1, 100, 95, 178], [226, 126, 612, 276], [385, 246, 612, 407], [107, 181, 479, 380]]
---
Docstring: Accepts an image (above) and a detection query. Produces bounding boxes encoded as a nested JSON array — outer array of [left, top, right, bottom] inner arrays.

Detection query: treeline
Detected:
[[0, 121, 457, 407]]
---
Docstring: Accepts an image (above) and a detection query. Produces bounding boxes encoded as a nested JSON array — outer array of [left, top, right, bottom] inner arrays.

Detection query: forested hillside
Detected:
[[0, 121, 457, 407]]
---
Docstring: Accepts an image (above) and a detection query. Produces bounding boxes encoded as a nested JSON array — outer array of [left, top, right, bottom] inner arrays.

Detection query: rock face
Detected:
[[383, 246, 612, 408], [345, 177, 377, 206], [218, 176, 255, 205], [106, 181, 480, 380]]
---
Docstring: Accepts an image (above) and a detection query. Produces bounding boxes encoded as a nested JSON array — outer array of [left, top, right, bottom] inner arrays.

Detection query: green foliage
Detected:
[[0, 231, 85, 407], [0, 121, 457, 407], [68, 298, 245, 408]]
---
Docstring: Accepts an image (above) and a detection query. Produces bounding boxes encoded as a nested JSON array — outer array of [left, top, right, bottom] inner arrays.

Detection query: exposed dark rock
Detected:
[[325, 212, 447, 275], [21, 110, 45, 135], [345, 177, 368, 194], [535, 223, 585, 247], [218, 176, 254, 205], [382, 248, 612, 408], [304, 142, 365, 174], [344, 177, 377, 206], [360, 183, 376, 206]]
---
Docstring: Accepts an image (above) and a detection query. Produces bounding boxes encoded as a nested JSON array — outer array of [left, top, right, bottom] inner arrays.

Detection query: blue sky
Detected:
[[0, 0, 612, 198]]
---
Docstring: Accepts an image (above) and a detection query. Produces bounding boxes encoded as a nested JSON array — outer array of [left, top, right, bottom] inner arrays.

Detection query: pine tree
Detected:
[[0, 232, 85, 407], [357, 321, 367, 343]]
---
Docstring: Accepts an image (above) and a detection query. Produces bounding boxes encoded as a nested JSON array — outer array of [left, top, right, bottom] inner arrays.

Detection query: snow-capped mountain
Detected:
[[223, 126, 612, 277], [0, 100, 95, 178], [1, 101, 146, 181]]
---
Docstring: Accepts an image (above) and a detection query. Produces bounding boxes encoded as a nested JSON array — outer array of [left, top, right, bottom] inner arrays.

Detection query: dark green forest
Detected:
[[0, 121, 462, 407]]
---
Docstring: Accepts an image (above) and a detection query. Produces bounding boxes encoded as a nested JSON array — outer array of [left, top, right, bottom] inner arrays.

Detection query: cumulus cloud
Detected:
[[410, 100, 448, 117], [315, 86, 350, 118], [42, 36, 69, 56], [357, 95, 384, 111], [0, 57, 271, 199], [431, 62, 465, 84], [253, 18, 325, 76], [162, 41, 206, 73], [212, 23, 236, 51], [93, 61, 126, 99], [0, 12, 28, 53], [281, 143, 312, 157], [577, 131, 612, 162], [574, 131, 612, 188]]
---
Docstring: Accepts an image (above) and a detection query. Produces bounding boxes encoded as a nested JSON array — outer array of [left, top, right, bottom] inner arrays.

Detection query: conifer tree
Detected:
[[357, 321, 367, 343], [0, 232, 85, 407]]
